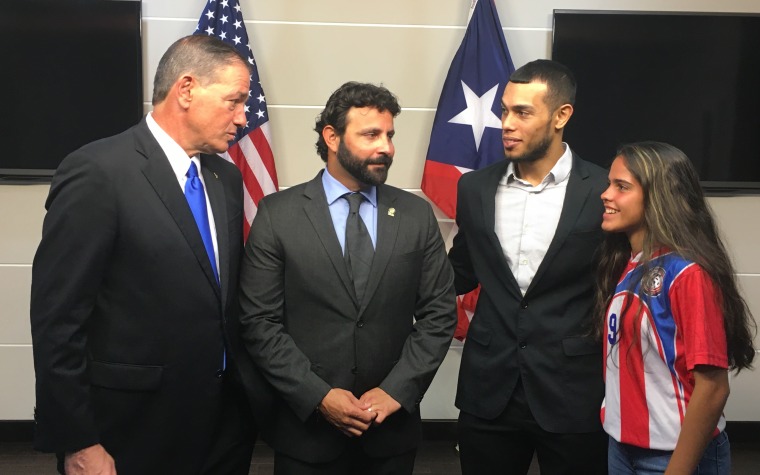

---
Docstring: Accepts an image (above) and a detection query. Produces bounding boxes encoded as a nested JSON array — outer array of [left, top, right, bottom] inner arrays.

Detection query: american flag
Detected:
[[195, 0, 278, 240], [421, 0, 514, 339]]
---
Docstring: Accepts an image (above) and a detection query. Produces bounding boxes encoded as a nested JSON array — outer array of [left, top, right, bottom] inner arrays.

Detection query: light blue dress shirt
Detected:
[[321, 168, 377, 252]]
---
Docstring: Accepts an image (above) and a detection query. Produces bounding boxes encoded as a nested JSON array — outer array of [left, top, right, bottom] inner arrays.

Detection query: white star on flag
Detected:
[[447, 81, 502, 151]]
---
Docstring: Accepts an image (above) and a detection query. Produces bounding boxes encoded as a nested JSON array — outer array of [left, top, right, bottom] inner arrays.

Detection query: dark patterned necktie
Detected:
[[344, 193, 374, 303]]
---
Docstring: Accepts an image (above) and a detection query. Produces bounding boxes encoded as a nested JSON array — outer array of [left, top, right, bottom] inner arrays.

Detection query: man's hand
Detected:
[[359, 387, 402, 425], [64, 444, 116, 475], [318, 388, 377, 437]]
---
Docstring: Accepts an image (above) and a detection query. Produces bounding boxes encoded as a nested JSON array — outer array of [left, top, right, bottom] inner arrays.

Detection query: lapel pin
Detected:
[[388, 208, 396, 217], [213, 172, 219, 179]]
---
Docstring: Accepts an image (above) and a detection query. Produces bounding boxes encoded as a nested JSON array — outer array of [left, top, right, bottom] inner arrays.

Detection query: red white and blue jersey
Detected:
[[601, 250, 728, 450]]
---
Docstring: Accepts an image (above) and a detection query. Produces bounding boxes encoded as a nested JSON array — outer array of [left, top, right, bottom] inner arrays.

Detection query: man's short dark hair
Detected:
[[509, 59, 576, 111], [314, 82, 401, 162]]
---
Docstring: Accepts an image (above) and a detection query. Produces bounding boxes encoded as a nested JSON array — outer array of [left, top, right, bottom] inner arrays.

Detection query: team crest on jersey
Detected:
[[642, 267, 665, 296]]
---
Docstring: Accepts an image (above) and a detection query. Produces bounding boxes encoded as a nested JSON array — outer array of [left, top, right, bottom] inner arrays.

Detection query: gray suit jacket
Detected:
[[238, 171, 457, 463], [449, 153, 607, 433]]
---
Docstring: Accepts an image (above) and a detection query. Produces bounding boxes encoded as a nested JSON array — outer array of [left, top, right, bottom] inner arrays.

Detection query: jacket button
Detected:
[[351, 367, 358, 374], [215, 369, 224, 378], [356, 319, 365, 328], [519, 342, 527, 349], [520, 300, 528, 309]]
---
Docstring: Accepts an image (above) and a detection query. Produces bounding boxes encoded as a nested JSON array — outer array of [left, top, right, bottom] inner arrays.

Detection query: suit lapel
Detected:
[[358, 185, 400, 315], [202, 156, 227, 303], [479, 162, 523, 299], [527, 154, 592, 293], [302, 173, 357, 306], [135, 123, 221, 299]]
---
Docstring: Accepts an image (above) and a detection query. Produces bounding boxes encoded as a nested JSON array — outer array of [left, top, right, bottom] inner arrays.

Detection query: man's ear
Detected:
[[554, 103, 574, 131], [176, 75, 195, 110], [323, 125, 340, 154]]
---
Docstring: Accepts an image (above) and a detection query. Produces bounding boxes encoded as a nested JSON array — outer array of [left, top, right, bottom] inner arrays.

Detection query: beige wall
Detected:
[[2, 0, 758, 421]]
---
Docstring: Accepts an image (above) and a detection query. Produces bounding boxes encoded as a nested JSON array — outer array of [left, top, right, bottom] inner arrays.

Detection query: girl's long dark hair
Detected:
[[594, 142, 756, 372]]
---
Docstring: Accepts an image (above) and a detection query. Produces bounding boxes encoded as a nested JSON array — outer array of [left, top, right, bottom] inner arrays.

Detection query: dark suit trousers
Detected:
[[458, 380, 607, 475], [273, 440, 416, 475], [55, 375, 255, 475], [200, 374, 257, 475]]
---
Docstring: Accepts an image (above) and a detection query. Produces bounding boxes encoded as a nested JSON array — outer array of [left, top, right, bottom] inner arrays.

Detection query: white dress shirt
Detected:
[[146, 112, 220, 273], [494, 144, 573, 295]]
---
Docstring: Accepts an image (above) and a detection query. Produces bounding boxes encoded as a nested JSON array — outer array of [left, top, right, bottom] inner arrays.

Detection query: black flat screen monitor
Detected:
[[0, 0, 142, 181], [552, 10, 760, 193]]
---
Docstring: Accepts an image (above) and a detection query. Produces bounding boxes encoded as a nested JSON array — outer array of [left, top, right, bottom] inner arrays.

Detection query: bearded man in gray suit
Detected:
[[238, 82, 457, 475]]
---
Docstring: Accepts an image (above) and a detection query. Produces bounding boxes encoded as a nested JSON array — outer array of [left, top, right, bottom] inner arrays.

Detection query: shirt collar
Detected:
[[503, 142, 573, 186], [146, 112, 198, 181], [321, 168, 377, 208]]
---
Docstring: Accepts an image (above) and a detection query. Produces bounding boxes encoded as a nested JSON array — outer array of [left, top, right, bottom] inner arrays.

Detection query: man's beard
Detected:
[[337, 141, 393, 186], [505, 126, 553, 164]]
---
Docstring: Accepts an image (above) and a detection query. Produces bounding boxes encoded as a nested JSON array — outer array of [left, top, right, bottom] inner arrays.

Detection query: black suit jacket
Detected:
[[449, 153, 607, 433], [30, 119, 249, 474], [238, 171, 457, 463]]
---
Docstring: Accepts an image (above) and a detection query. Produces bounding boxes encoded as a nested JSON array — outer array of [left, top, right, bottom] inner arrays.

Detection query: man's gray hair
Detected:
[[152, 35, 250, 105]]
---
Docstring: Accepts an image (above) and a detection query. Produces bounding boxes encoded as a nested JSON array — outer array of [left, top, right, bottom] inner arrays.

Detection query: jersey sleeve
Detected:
[[669, 265, 729, 371]]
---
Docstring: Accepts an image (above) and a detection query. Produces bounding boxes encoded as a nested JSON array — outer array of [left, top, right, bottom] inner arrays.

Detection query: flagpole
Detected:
[[467, 0, 478, 23]]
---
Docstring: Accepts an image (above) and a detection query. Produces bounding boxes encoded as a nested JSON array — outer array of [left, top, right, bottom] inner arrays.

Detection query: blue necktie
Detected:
[[185, 162, 219, 284]]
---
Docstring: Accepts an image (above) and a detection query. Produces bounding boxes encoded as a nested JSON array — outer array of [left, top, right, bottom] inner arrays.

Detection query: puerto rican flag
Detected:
[[422, 0, 514, 339]]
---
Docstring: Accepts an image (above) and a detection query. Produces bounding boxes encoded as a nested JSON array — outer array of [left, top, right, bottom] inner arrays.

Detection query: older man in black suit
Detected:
[[449, 60, 608, 475], [238, 82, 457, 474], [31, 35, 256, 475]]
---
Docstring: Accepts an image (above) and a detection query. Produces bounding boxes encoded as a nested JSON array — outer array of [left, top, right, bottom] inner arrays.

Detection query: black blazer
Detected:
[[30, 119, 248, 474], [238, 171, 457, 463], [449, 154, 607, 433]]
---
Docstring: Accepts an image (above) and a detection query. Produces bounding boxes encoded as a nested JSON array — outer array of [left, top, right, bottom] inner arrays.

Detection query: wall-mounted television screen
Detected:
[[552, 10, 760, 193], [0, 0, 142, 181]]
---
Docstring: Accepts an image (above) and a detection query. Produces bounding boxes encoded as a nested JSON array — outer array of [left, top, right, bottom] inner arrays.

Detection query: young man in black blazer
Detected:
[[449, 59, 608, 475]]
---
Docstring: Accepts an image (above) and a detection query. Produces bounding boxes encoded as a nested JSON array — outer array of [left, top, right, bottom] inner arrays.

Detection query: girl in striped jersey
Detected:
[[593, 142, 756, 474]]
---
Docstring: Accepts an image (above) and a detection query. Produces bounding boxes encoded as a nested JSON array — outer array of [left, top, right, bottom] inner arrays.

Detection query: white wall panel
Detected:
[[0, 266, 33, 345], [141, 18, 465, 108], [708, 196, 760, 273], [0, 345, 35, 419], [143, 0, 472, 26], [143, 0, 760, 30], [724, 275, 760, 421], [141, 17, 549, 109], [141, 18, 198, 103], [0, 185, 48, 264], [496, 0, 760, 29]]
